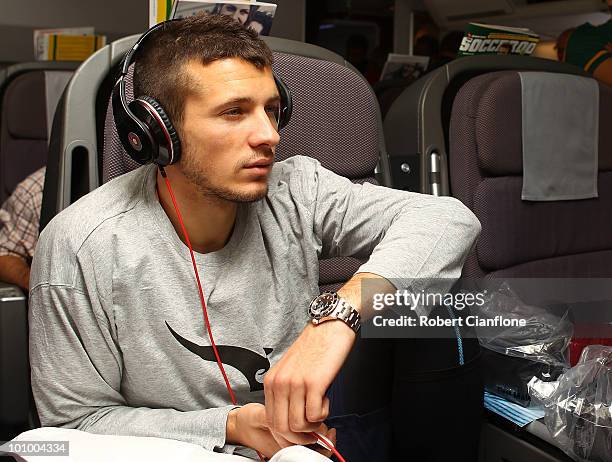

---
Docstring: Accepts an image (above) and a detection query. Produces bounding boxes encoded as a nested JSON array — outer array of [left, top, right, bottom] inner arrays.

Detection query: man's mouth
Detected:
[[243, 159, 273, 174], [244, 159, 273, 168]]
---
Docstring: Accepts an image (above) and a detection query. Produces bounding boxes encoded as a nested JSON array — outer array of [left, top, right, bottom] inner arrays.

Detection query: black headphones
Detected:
[[112, 20, 293, 167]]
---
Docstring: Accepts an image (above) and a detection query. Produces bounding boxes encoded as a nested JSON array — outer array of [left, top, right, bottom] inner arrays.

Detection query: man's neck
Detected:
[[155, 168, 237, 254]]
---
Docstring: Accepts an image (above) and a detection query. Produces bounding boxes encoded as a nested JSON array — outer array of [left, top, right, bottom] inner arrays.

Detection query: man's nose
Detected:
[[249, 109, 281, 149]]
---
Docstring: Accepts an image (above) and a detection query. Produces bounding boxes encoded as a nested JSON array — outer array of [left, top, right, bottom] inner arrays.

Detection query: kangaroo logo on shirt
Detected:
[[166, 322, 273, 392]]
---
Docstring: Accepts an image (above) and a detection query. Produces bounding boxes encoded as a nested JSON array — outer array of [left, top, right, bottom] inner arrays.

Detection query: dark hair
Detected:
[[134, 13, 273, 129]]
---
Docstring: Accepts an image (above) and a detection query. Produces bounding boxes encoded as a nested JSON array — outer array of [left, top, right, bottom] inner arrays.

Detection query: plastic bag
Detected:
[[473, 282, 572, 405], [529, 345, 612, 462], [476, 282, 573, 368]]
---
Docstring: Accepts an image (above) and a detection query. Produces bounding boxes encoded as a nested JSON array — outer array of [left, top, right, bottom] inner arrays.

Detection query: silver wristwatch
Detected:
[[308, 292, 361, 333]]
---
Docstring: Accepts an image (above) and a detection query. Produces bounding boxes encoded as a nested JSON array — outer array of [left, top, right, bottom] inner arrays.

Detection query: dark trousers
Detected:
[[326, 336, 483, 462]]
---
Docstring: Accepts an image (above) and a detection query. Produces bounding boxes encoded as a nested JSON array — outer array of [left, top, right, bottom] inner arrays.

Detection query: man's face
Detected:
[[177, 58, 280, 203], [219, 4, 250, 24]]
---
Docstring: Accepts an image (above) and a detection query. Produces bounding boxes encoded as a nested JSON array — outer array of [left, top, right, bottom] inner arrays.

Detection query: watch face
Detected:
[[308, 292, 338, 319]]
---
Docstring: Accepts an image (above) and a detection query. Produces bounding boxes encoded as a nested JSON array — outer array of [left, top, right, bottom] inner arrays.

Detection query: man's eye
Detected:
[[265, 105, 280, 115], [223, 108, 243, 117]]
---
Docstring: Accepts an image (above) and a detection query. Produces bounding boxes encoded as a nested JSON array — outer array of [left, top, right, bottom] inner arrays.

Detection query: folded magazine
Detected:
[[150, 0, 277, 36], [458, 23, 540, 57]]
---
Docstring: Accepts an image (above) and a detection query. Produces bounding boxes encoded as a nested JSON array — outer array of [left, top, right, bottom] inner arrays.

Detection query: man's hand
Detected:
[[262, 273, 394, 446], [226, 403, 335, 459], [263, 320, 356, 444]]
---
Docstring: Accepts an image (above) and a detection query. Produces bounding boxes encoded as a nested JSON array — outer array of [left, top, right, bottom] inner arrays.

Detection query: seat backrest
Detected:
[[0, 63, 76, 203], [42, 36, 389, 292], [449, 71, 612, 278], [383, 55, 588, 195]]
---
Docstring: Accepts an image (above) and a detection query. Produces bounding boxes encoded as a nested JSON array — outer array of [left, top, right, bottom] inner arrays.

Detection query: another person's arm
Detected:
[[0, 255, 30, 290], [0, 168, 44, 291], [593, 55, 612, 86]]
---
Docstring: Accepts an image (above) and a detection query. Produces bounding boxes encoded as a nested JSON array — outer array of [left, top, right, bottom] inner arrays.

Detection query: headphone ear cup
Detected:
[[273, 74, 292, 130], [112, 82, 156, 165], [129, 96, 181, 166]]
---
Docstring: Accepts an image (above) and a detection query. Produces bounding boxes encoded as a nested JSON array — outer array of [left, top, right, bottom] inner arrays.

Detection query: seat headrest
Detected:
[[457, 71, 612, 176], [272, 52, 380, 180], [4, 72, 48, 140]]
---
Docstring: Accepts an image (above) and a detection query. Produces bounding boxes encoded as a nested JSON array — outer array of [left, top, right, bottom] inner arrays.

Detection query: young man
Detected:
[[0, 166, 45, 291], [564, 0, 612, 86], [29, 14, 481, 459]]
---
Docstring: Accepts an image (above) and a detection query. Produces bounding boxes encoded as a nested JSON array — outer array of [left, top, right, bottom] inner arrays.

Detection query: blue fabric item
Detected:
[[484, 391, 545, 427]]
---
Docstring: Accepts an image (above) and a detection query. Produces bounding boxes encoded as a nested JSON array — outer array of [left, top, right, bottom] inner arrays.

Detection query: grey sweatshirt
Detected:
[[29, 155, 480, 453]]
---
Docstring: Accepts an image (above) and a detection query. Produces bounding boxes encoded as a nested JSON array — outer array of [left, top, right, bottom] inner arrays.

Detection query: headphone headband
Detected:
[[119, 20, 176, 78]]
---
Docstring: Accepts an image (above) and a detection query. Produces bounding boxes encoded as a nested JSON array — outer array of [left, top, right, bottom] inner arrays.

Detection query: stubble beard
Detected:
[[179, 147, 270, 203]]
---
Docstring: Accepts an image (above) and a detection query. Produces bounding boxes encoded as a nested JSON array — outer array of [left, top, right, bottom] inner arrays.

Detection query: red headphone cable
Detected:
[[159, 166, 345, 462]]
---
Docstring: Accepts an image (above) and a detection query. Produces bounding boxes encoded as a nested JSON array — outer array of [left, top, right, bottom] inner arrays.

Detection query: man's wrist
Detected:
[[307, 318, 357, 340], [226, 408, 240, 446]]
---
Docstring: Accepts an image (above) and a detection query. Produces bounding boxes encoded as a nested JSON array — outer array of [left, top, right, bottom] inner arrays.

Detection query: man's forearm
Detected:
[[50, 402, 237, 453], [0, 255, 30, 291], [337, 272, 395, 320]]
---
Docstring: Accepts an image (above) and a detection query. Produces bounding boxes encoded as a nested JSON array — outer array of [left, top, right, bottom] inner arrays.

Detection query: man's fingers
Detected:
[[288, 380, 306, 432], [289, 381, 320, 433], [266, 373, 319, 444], [306, 389, 329, 423], [272, 378, 291, 436], [322, 397, 330, 421], [270, 429, 295, 450], [263, 374, 275, 428]]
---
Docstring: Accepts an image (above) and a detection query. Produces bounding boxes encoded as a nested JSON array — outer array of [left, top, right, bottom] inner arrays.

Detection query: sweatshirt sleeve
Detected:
[[303, 159, 481, 288], [29, 282, 236, 453]]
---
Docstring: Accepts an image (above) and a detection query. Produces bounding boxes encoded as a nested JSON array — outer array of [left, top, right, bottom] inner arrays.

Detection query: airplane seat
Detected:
[[0, 63, 76, 439], [450, 70, 611, 462], [383, 55, 588, 194], [450, 70, 612, 279]]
